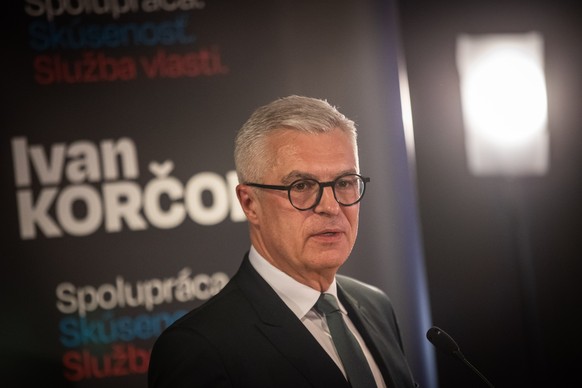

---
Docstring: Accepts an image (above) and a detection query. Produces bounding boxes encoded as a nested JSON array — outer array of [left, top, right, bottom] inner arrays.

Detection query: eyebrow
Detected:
[[281, 169, 357, 184]]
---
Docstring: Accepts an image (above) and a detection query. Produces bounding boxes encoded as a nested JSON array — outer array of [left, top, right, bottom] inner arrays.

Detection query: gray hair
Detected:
[[234, 95, 358, 182]]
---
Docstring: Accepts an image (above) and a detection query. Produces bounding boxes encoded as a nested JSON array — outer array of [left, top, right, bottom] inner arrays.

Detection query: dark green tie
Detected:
[[315, 293, 377, 388]]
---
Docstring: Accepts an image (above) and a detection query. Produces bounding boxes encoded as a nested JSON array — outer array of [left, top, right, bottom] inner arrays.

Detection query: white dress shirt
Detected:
[[248, 246, 387, 387]]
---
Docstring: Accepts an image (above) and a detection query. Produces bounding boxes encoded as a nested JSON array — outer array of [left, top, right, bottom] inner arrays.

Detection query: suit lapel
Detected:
[[338, 283, 398, 388], [234, 256, 350, 388]]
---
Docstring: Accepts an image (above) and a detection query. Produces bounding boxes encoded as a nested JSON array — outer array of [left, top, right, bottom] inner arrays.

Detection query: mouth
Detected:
[[311, 229, 344, 239]]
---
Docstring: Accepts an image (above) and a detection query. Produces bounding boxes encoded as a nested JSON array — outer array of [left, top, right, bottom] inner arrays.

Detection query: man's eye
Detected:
[[336, 178, 354, 189], [292, 180, 316, 192], [336, 180, 349, 188]]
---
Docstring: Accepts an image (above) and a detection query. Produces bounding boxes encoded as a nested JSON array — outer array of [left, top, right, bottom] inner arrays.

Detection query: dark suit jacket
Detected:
[[148, 255, 418, 388]]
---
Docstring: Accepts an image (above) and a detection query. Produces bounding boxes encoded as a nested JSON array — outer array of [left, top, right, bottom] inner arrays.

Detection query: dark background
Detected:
[[1, 1, 435, 387], [398, 0, 582, 387], [2, 1, 581, 387]]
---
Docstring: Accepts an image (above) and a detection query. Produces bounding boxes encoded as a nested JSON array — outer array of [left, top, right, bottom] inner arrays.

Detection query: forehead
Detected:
[[265, 128, 358, 179]]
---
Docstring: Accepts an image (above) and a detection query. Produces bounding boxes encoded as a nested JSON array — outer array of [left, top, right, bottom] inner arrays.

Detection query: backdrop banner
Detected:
[[1, 1, 435, 387]]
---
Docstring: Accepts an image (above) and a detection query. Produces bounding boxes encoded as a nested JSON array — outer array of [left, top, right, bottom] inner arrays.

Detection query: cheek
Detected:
[[345, 208, 360, 233], [263, 207, 305, 242]]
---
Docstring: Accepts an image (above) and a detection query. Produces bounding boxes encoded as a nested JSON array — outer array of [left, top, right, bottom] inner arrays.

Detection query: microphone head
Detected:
[[426, 326, 495, 387], [426, 326, 461, 356]]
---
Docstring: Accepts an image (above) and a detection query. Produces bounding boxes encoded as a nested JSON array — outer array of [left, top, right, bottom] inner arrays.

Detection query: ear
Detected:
[[236, 184, 260, 224]]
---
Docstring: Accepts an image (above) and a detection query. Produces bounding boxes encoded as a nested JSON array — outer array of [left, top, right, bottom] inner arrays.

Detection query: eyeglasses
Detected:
[[245, 173, 370, 211]]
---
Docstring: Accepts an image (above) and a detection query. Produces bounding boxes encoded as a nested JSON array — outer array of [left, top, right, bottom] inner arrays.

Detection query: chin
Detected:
[[311, 250, 349, 269]]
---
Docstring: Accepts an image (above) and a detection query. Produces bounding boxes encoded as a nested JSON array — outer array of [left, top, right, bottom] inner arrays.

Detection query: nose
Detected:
[[314, 186, 340, 215]]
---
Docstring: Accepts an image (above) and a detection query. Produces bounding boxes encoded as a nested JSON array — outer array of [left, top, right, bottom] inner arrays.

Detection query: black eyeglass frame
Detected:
[[244, 173, 371, 211]]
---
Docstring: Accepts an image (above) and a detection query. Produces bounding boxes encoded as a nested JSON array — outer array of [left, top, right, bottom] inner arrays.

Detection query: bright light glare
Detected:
[[464, 47, 547, 144], [457, 32, 549, 176]]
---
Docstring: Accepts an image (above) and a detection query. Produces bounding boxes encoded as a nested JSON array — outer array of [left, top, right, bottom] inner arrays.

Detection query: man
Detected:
[[148, 96, 418, 387]]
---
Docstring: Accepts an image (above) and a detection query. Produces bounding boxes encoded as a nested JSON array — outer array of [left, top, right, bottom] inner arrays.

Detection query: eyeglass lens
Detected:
[[289, 174, 365, 210]]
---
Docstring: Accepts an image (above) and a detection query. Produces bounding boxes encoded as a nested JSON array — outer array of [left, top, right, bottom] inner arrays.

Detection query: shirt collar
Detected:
[[248, 245, 344, 319]]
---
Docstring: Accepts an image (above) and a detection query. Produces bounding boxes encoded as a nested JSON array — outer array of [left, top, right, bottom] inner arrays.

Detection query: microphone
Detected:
[[426, 326, 495, 388]]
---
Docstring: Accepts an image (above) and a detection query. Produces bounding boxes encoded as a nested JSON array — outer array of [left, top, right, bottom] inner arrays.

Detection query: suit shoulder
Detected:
[[168, 277, 246, 331], [336, 274, 397, 322], [336, 274, 388, 300]]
